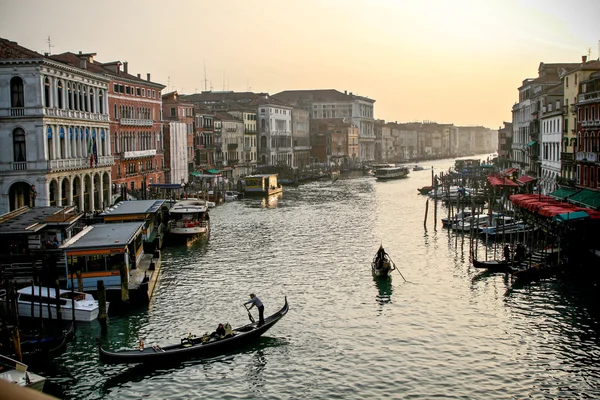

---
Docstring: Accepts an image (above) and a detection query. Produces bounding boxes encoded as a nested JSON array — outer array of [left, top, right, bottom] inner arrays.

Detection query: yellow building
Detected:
[[561, 59, 600, 181]]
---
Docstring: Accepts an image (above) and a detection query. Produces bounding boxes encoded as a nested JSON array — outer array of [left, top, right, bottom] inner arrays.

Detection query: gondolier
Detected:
[[245, 293, 265, 326]]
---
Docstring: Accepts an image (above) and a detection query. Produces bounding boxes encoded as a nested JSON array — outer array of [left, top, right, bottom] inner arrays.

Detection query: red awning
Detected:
[[504, 168, 517, 175], [517, 175, 536, 184], [488, 176, 519, 187], [509, 193, 600, 218]]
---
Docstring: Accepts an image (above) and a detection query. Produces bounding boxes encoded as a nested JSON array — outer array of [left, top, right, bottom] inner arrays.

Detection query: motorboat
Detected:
[[224, 191, 239, 201], [479, 216, 524, 236], [1, 286, 106, 322], [167, 199, 210, 238], [0, 355, 46, 392], [441, 210, 472, 227]]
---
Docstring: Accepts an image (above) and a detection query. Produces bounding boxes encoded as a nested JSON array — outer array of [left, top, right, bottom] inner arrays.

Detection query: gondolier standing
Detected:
[[245, 294, 265, 326]]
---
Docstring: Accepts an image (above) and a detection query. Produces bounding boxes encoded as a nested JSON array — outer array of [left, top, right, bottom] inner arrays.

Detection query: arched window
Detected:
[[78, 84, 83, 111], [57, 80, 63, 109], [13, 128, 26, 162], [10, 77, 24, 108], [44, 77, 51, 107], [83, 87, 88, 112], [89, 88, 94, 113]]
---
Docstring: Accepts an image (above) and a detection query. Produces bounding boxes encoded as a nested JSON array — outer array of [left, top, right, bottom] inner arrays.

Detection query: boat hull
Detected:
[[15, 302, 102, 322], [98, 298, 289, 364], [472, 259, 511, 272]]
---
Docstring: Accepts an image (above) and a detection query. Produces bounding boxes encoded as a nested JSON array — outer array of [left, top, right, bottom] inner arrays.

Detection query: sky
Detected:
[[1, 0, 599, 129]]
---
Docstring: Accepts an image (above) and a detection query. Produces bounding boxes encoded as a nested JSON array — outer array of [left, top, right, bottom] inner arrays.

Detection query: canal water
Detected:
[[42, 156, 600, 399]]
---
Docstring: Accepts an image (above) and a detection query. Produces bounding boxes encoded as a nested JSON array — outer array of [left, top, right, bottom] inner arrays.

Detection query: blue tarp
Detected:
[[552, 211, 590, 223]]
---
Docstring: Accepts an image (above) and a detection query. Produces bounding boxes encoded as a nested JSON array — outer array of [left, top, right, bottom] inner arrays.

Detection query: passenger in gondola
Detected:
[[215, 323, 226, 337], [503, 244, 511, 262], [515, 243, 526, 262]]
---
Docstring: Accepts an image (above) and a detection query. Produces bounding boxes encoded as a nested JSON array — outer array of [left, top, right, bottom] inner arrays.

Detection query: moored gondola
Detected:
[[472, 258, 511, 273], [98, 297, 288, 364]]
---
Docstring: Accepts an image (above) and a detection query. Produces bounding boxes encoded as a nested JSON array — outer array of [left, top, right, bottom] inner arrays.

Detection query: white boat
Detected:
[[441, 210, 472, 227], [167, 199, 210, 237], [224, 191, 239, 201], [374, 166, 410, 180], [1, 286, 106, 322], [428, 186, 471, 200], [0, 354, 46, 392], [450, 214, 490, 232], [479, 216, 524, 236]]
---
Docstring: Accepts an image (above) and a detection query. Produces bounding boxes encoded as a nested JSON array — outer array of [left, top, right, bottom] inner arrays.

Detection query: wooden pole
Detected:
[[120, 261, 130, 305], [424, 198, 429, 229], [97, 280, 108, 333], [7, 281, 23, 362]]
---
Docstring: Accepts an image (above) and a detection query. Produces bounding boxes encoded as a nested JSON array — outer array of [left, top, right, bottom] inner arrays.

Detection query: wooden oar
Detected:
[[387, 254, 406, 282], [244, 304, 255, 323]]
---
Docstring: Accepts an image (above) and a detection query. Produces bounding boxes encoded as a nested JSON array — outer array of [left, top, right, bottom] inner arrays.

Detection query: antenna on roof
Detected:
[[46, 35, 54, 55], [588, 47, 592, 60], [167, 76, 171, 92], [204, 60, 208, 92]]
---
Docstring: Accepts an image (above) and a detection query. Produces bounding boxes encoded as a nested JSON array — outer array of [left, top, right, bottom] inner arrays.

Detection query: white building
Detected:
[[0, 38, 113, 213], [252, 96, 293, 167], [229, 109, 258, 175], [272, 90, 376, 162], [167, 122, 188, 185], [539, 84, 564, 194]]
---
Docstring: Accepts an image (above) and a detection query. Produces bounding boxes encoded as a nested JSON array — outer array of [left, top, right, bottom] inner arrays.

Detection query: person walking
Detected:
[[244, 293, 265, 326], [503, 244, 511, 262]]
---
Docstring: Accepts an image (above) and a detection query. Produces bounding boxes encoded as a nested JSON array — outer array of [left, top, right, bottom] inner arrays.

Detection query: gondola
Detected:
[[97, 297, 289, 364], [372, 245, 395, 278], [472, 258, 511, 273]]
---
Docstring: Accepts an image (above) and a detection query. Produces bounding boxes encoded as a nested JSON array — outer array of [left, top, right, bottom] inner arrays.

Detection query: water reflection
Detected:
[[374, 277, 393, 306]]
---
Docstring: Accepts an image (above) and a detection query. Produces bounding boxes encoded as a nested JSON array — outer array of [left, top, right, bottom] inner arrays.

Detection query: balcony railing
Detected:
[[227, 143, 238, 150], [12, 161, 27, 171], [122, 149, 157, 159], [120, 118, 154, 127], [560, 152, 574, 162], [11, 107, 25, 116], [576, 151, 599, 162], [48, 155, 114, 171], [44, 107, 110, 122], [578, 90, 600, 103]]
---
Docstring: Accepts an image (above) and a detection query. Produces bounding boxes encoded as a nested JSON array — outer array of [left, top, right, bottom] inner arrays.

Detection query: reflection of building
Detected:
[[0, 38, 113, 213]]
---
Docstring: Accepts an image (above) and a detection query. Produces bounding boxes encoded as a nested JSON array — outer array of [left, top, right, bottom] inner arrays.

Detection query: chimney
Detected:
[[123, 61, 128, 74], [137, 73, 141, 79], [344, 90, 347, 95], [582, 55, 587, 63], [147, 73, 151, 82]]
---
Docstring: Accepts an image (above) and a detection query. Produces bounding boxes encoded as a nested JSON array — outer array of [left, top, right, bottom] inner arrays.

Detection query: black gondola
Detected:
[[98, 297, 289, 364], [472, 259, 511, 272]]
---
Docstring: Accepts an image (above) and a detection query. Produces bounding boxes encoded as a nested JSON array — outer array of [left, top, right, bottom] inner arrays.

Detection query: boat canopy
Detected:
[[509, 194, 600, 220]]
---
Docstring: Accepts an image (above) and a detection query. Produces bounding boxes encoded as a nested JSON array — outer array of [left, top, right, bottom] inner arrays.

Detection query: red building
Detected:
[[576, 70, 600, 190]]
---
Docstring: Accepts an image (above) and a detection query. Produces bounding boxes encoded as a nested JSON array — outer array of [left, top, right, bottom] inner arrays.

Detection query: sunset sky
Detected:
[[1, 0, 599, 129]]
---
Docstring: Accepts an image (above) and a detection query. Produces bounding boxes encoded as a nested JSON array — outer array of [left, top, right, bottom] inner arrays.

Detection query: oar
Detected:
[[244, 304, 255, 323], [387, 254, 406, 282]]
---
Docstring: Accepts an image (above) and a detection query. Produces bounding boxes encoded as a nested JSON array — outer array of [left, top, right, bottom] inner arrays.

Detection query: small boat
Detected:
[[374, 166, 410, 181], [417, 185, 434, 195], [472, 259, 511, 272], [413, 165, 425, 171], [167, 199, 210, 238], [1, 286, 107, 322], [371, 245, 396, 277], [19, 323, 75, 364], [441, 210, 472, 227], [0, 354, 46, 392], [224, 191, 239, 201], [98, 297, 289, 364]]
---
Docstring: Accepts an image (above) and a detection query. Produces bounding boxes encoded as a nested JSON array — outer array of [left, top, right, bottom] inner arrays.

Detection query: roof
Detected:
[[0, 206, 82, 235], [100, 200, 165, 217], [61, 222, 144, 252], [49, 52, 166, 88], [273, 89, 375, 104], [0, 37, 45, 60], [504, 168, 517, 175], [180, 91, 267, 103], [248, 96, 293, 108]]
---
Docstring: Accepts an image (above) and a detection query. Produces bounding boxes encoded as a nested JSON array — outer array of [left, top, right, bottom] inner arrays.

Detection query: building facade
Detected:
[[0, 39, 113, 213]]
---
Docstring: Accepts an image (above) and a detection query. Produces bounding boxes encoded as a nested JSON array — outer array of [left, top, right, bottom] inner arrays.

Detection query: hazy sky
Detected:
[[1, 0, 599, 128]]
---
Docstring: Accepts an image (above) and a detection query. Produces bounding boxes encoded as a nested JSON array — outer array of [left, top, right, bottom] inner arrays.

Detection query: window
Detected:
[[13, 128, 26, 162], [10, 76, 24, 108], [170, 107, 176, 117], [136, 88, 141, 96], [57, 81, 63, 109], [89, 88, 94, 113], [44, 77, 51, 107], [142, 88, 146, 97], [99, 90, 104, 114]]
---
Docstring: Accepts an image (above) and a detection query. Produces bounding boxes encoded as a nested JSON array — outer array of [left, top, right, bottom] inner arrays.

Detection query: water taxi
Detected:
[[167, 199, 210, 238], [374, 166, 410, 181], [0, 354, 46, 392], [1, 286, 106, 322]]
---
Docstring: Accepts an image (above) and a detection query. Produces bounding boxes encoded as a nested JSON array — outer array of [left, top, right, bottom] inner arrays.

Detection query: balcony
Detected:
[[245, 128, 258, 134], [560, 152, 574, 162], [570, 104, 577, 114], [44, 107, 110, 122], [120, 118, 154, 127], [578, 90, 600, 103], [227, 143, 238, 150], [48, 155, 114, 171], [122, 149, 157, 159], [576, 151, 599, 162]]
